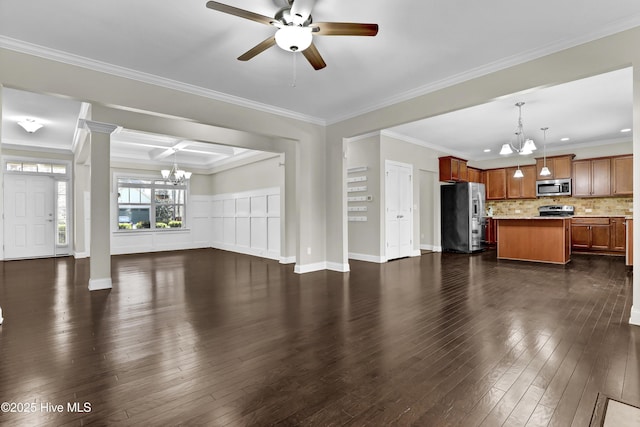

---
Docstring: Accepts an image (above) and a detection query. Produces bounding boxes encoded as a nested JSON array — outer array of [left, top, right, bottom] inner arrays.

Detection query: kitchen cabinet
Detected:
[[439, 156, 468, 182], [506, 165, 536, 199], [535, 154, 574, 179], [572, 158, 611, 197], [485, 217, 497, 245], [571, 217, 626, 253], [467, 167, 482, 184], [571, 217, 611, 251], [496, 218, 571, 264], [485, 168, 506, 200], [610, 217, 626, 252], [612, 155, 633, 196]]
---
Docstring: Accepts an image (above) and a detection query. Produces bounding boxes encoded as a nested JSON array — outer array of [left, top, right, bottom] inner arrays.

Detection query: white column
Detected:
[[631, 65, 640, 326], [0, 85, 4, 321], [85, 120, 118, 291]]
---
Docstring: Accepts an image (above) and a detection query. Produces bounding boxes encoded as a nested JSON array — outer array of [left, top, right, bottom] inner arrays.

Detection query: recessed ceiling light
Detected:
[[560, 137, 570, 141], [483, 149, 491, 152], [620, 128, 631, 133]]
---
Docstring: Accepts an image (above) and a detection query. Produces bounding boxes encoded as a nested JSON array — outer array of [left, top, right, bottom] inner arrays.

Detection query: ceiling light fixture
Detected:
[[540, 127, 551, 177], [499, 102, 537, 157], [620, 128, 631, 133], [275, 25, 313, 52], [161, 149, 192, 185], [17, 118, 44, 133], [560, 137, 570, 141]]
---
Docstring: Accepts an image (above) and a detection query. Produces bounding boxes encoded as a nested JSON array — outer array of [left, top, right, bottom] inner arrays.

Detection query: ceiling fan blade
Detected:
[[206, 1, 275, 26], [302, 43, 326, 70], [238, 37, 277, 61], [312, 22, 378, 36], [289, 0, 316, 25]]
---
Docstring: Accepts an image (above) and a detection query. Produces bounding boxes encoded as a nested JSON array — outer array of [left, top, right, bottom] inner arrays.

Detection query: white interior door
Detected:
[[4, 174, 55, 259], [385, 161, 413, 261]]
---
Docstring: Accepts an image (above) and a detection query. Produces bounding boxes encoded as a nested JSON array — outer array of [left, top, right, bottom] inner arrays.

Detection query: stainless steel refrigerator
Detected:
[[440, 182, 486, 253]]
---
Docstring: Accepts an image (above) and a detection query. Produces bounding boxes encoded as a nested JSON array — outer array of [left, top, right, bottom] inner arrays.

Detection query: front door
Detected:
[[4, 174, 55, 259], [385, 161, 413, 261]]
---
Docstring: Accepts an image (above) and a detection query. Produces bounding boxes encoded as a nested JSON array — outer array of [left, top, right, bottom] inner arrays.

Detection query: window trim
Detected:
[[114, 173, 189, 232]]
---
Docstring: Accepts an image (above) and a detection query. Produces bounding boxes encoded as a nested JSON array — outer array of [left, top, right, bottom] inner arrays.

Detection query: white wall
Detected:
[[210, 153, 288, 261], [346, 135, 381, 261], [345, 132, 443, 262]]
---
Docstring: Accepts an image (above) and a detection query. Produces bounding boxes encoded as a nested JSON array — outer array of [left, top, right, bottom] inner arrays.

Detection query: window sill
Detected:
[[113, 228, 191, 234]]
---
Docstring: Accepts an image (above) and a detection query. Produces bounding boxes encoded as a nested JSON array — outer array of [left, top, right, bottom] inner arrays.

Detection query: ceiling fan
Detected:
[[205, 0, 378, 70]]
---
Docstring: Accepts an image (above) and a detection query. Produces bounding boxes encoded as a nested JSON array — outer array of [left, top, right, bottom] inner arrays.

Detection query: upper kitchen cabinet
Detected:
[[535, 154, 574, 179], [506, 165, 537, 199], [485, 168, 506, 200], [572, 157, 611, 197], [438, 156, 469, 182], [612, 155, 633, 196], [467, 167, 483, 184], [439, 156, 468, 182]]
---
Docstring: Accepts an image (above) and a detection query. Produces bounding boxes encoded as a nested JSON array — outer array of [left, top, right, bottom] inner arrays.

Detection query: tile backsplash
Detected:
[[486, 196, 633, 217]]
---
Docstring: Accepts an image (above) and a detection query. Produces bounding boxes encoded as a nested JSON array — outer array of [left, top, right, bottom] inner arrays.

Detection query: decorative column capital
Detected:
[[79, 119, 119, 134]]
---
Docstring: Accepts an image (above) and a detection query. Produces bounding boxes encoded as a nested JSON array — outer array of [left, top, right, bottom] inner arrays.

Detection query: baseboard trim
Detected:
[[349, 252, 385, 263], [74, 251, 89, 259], [280, 256, 296, 264], [411, 249, 421, 257], [420, 244, 441, 251], [210, 243, 280, 261], [88, 278, 112, 291], [630, 305, 640, 326], [294, 262, 327, 274], [327, 262, 350, 272]]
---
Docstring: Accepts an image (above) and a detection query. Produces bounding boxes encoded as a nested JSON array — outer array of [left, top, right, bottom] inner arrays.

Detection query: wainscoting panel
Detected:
[[212, 187, 281, 260]]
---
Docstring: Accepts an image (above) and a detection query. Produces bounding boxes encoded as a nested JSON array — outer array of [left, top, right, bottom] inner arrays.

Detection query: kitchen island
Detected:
[[495, 216, 571, 264]]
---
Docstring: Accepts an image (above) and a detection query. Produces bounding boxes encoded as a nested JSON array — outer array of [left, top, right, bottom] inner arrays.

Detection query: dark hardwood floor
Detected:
[[0, 249, 637, 426]]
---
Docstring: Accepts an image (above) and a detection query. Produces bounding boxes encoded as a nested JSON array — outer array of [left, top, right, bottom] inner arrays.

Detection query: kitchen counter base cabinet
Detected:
[[497, 218, 571, 264]]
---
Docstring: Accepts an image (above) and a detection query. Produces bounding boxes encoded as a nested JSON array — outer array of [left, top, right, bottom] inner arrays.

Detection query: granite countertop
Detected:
[[491, 216, 572, 220], [490, 215, 633, 220], [573, 214, 633, 219]]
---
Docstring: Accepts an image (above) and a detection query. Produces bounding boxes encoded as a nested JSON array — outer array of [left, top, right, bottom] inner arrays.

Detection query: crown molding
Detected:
[[380, 130, 470, 159], [1, 141, 73, 156], [327, 17, 640, 125], [0, 36, 326, 127], [79, 119, 119, 134]]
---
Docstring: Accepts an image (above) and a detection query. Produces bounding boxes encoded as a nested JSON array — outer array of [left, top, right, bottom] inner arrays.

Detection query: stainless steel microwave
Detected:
[[536, 178, 572, 197]]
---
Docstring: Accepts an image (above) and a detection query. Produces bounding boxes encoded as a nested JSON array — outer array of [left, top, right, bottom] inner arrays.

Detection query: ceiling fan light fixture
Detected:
[[275, 26, 313, 52], [17, 118, 44, 133]]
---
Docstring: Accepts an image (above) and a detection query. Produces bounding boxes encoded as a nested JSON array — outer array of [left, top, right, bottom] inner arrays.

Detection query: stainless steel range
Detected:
[[539, 205, 575, 217]]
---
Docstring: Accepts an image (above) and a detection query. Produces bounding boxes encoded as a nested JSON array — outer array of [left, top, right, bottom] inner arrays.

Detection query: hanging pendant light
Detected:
[[161, 149, 192, 185], [540, 127, 551, 176], [513, 167, 524, 178], [500, 102, 537, 159]]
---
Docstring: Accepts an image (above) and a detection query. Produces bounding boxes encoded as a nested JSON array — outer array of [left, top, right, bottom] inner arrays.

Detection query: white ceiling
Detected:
[[1, 87, 265, 169], [1, 0, 639, 162]]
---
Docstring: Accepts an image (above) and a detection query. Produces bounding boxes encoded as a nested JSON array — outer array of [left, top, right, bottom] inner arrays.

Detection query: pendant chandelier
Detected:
[[500, 102, 537, 178], [161, 150, 192, 185], [500, 102, 537, 156]]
